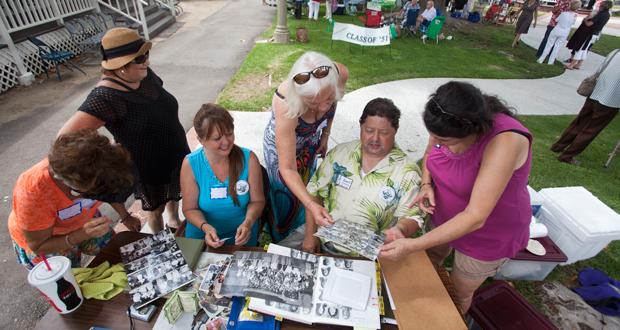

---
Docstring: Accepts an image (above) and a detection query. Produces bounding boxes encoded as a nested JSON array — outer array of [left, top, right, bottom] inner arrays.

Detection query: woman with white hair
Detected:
[[263, 51, 348, 249]]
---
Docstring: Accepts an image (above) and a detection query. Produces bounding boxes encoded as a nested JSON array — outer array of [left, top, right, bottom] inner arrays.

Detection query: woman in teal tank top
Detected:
[[180, 104, 265, 247]]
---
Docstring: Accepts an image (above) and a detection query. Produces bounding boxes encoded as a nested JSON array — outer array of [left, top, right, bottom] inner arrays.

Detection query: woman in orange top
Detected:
[[8, 130, 137, 269]]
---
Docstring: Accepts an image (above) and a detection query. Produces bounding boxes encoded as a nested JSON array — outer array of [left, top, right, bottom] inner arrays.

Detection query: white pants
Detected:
[[325, 0, 332, 19], [538, 28, 569, 64], [308, 1, 320, 20]]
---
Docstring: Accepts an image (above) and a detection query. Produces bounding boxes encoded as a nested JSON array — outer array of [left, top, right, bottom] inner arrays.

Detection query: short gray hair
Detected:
[[284, 51, 344, 118]]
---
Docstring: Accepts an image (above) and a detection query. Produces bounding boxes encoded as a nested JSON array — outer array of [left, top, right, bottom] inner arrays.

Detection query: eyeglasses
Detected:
[[131, 52, 150, 65], [292, 66, 331, 85], [429, 98, 472, 127]]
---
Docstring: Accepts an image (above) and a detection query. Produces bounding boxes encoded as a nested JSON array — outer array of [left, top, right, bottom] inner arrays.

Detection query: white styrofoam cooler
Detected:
[[537, 187, 620, 265]]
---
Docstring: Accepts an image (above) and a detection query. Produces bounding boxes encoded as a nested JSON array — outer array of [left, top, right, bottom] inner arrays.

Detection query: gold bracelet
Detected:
[[421, 182, 433, 187], [65, 234, 75, 248]]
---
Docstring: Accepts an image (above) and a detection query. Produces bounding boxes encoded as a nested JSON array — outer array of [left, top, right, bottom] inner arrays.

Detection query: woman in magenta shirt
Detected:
[[380, 81, 532, 313]]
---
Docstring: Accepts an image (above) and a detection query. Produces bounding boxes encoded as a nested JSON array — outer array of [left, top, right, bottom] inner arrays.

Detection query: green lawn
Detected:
[[218, 16, 563, 111]]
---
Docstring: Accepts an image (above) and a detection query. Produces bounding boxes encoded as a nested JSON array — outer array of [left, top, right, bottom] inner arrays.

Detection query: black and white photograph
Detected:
[[120, 230, 178, 264], [125, 249, 185, 274], [219, 251, 315, 307], [314, 219, 386, 260], [129, 264, 196, 308]]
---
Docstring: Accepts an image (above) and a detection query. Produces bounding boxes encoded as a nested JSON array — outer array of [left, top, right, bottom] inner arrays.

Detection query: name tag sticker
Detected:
[[58, 202, 83, 220], [210, 187, 228, 199], [77, 198, 96, 209], [335, 175, 353, 190]]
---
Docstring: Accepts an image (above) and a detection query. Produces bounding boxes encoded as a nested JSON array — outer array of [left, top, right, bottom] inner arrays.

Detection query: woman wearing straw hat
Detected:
[[59, 28, 190, 233]]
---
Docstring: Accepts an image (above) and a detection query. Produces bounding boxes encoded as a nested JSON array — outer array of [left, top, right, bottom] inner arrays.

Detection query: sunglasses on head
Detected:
[[131, 52, 150, 65], [293, 66, 331, 85], [429, 98, 473, 128]]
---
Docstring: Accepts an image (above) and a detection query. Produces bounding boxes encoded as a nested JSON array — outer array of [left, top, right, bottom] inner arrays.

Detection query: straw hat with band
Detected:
[[100, 28, 152, 70]]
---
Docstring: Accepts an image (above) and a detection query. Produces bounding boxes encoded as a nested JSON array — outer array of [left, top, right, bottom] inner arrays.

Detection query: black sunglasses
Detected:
[[293, 66, 331, 85], [429, 98, 472, 128], [131, 52, 150, 65]]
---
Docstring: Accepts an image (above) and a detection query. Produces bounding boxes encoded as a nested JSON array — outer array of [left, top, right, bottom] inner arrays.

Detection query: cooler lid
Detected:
[[470, 281, 558, 330], [511, 237, 567, 262], [540, 187, 620, 236]]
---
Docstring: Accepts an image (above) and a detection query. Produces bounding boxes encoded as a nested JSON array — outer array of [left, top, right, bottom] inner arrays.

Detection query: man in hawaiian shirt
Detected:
[[302, 98, 425, 254]]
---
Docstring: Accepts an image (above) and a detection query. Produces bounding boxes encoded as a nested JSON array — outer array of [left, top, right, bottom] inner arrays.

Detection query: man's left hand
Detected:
[[383, 226, 405, 243]]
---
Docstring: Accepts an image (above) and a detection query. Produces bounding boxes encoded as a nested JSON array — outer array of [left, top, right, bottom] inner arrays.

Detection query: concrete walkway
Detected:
[[231, 13, 619, 161]]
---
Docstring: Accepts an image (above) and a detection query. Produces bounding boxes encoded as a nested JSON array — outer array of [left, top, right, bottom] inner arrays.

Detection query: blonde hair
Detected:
[[284, 51, 343, 118], [569, 0, 581, 11]]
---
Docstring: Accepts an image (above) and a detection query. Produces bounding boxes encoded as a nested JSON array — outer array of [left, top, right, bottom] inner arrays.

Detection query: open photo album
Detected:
[[245, 244, 381, 329], [120, 230, 196, 308]]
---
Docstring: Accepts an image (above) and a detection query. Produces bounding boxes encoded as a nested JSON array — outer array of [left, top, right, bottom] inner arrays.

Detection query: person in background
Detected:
[[414, 0, 437, 33], [381, 82, 532, 314], [309, 0, 321, 20], [537, 0, 581, 65], [551, 49, 619, 165], [512, 0, 538, 48], [535, 0, 571, 58], [9, 130, 138, 270], [58, 28, 190, 233], [565, 0, 612, 70], [263, 51, 348, 248], [181, 104, 265, 247], [306, 98, 425, 254]]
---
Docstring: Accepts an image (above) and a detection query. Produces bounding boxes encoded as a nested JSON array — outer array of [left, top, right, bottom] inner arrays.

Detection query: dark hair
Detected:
[[422, 81, 515, 138], [599, 0, 612, 10], [359, 98, 401, 130], [193, 103, 244, 206], [49, 129, 134, 197]]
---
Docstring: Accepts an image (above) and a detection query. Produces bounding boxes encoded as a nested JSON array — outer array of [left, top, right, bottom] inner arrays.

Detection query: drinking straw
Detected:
[[39, 254, 52, 271]]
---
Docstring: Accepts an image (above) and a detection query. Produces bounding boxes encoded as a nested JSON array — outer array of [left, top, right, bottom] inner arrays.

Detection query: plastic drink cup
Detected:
[[27, 256, 83, 314]]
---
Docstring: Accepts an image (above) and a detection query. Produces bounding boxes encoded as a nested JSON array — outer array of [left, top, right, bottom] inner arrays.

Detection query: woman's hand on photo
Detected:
[[83, 216, 112, 238], [203, 224, 224, 248], [380, 238, 414, 260], [309, 202, 334, 227], [411, 184, 435, 214], [235, 223, 251, 246]]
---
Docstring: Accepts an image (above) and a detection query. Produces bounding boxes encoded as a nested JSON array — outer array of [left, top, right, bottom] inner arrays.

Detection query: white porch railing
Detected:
[[97, 0, 149, 39], [0, 0, 95, 32]]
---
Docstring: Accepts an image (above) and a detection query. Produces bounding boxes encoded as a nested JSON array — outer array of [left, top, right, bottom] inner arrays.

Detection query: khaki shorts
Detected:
[[427, 243, 508, 280]]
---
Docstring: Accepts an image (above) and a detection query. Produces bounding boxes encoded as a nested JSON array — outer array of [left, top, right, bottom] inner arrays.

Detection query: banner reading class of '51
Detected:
[[332, 22, 391, 47]]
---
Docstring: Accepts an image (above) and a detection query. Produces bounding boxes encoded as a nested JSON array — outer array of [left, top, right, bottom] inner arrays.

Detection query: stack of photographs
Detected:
[[120, 230, 196, 308], [194, 252, 233, 316], [314, 219, 386, 260]]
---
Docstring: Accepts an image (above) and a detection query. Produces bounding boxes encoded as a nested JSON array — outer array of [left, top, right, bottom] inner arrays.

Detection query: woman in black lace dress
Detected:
[[59, 28, 190, 232]]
